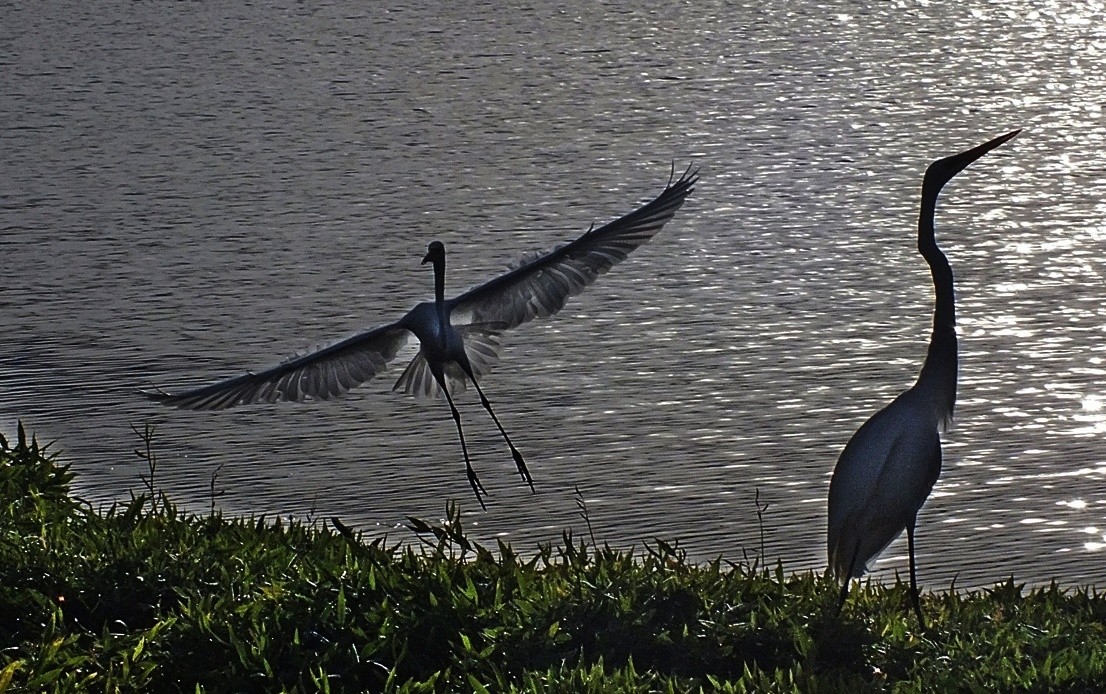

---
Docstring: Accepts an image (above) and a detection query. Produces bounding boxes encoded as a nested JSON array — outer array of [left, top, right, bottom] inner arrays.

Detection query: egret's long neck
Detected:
[[915, 191, 958, 425], [432, 253, 447, 323]]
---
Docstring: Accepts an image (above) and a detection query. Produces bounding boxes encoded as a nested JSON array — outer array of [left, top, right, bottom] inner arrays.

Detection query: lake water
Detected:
[[3, 0, 1106, 590]]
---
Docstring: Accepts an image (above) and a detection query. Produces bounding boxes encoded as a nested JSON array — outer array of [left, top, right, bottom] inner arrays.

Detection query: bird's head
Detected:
[[422, 240, 445, 265], [922, 129, 1020, 200]]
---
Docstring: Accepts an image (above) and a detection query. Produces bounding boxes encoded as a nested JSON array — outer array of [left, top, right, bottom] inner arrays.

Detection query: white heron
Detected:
[[826, 130, 1019, 626], [146, 165, 699, 508]]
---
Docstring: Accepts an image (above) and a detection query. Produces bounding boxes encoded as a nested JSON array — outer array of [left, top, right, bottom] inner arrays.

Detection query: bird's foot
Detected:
[[512, 449, 535, 493], [467, 464, 489, 510]]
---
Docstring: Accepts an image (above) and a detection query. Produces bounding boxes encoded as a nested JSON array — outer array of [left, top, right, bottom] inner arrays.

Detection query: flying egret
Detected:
[[146, 165, 699, 508], [826, 130, 1019, 626]]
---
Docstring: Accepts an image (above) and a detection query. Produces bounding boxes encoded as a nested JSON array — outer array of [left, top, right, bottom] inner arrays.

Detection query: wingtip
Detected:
[[669, 161, 701, 186], [138, 387, 173, 404], [676, 162, 701, 193], [138, 386, 196, 409]]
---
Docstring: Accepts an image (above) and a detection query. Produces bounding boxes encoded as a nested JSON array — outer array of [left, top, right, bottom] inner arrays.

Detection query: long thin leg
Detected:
[[437, 376, 487, 510], [906, 521, 926, 629], [466, 374, 535, 492]]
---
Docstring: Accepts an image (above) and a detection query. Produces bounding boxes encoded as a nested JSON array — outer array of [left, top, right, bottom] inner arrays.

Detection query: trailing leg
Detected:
[[439, 378, 487, 509], [467, 374, 534, 492]]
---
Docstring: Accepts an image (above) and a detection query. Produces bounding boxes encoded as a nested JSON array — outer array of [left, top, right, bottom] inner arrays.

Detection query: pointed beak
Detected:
[[421, 251, 432, 265], [927, 129, 1020, 187]]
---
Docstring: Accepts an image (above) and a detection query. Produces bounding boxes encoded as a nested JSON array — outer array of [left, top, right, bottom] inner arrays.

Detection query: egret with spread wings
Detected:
[[147, 165, 699, 507]]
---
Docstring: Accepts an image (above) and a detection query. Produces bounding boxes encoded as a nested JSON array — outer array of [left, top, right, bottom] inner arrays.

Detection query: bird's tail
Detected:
[[392, 323, 505, 400]]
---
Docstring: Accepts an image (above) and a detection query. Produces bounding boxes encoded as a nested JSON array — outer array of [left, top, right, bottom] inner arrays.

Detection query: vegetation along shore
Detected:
[[3, 425, 1106, 692]]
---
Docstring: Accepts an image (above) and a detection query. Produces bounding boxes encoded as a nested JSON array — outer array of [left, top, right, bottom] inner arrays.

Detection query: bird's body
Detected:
[[147, 165, 699, 507], [828, 387, 944, 578], [826, 130, 1018, 626]]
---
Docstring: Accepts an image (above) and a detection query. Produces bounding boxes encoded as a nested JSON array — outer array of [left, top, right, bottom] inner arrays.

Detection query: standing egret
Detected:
[[826, 130, 1018, 625], [146, 165, 698, 508]]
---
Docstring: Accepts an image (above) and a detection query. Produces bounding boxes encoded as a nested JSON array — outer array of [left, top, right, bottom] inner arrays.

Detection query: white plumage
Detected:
[[827, 130, 1019, 626], [147, 165, 698, 507]]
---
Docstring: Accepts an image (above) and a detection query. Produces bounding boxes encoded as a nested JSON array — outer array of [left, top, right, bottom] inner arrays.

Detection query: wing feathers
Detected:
[[145, 324, 411, 410], [448, 165, 698, 329], [147, 164, 697, 411]]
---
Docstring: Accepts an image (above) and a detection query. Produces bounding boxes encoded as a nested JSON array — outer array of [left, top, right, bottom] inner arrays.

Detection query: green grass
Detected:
[[3, 423, 1106, 692]]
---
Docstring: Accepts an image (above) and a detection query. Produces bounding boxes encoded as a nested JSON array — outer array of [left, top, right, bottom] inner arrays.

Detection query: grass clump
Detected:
[[2, 423, 1106, 692]]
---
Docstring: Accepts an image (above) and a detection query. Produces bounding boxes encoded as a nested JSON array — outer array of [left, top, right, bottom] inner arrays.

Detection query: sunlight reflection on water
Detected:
[[2, 0, 1106, 589]]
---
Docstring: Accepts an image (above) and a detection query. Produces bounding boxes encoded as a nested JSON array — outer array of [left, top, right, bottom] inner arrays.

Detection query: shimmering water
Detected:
[[3, 0, 1106, 589]]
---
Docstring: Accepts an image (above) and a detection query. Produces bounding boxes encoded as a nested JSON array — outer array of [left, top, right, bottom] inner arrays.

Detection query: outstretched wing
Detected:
[[144, 324, 412, 410], [447, 165, 699, 329]]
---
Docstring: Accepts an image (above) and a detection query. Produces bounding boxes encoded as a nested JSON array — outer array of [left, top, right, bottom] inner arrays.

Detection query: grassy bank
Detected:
[[2, 425, 1106, 692]]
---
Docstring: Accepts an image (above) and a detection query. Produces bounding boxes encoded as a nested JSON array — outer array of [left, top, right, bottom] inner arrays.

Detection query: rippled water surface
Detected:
[[4, 0, 1106, 588]]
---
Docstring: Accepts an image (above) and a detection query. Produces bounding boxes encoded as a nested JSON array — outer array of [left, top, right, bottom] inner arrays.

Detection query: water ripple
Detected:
[[2, 0, 1106, 589]]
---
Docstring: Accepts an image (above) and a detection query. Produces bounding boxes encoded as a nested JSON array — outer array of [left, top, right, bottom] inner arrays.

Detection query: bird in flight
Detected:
[[826, 130, 1018, 626], [147, 165, 699, 508]]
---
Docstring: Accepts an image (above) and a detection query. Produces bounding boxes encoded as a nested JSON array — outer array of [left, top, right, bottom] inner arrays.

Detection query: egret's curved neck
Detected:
[[918, 194, 955, 331], [915, 189, 957, 424]]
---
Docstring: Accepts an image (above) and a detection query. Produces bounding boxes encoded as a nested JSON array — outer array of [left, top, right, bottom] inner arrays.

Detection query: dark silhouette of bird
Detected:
[[827, 130, 1019, 626], [146, 165, 699, 508]]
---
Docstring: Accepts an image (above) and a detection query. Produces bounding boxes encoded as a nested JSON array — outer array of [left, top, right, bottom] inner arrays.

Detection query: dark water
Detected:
[[3, 0, 1106, 589]]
